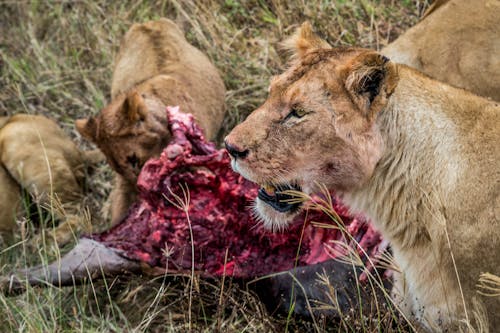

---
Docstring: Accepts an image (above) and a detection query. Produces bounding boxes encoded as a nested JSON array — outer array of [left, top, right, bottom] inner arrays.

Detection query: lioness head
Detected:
[[76, 90, 170, 184], [225, 22, 399, 230]]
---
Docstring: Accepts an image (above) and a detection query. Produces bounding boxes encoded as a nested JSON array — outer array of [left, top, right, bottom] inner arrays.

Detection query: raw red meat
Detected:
[[94, 107, 384, 279]]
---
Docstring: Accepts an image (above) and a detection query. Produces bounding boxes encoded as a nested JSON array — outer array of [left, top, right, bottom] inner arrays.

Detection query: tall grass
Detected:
[[0, 1, 428, 332]]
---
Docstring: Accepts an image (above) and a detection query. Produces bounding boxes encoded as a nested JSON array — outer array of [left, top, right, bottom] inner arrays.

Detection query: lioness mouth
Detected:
[[258, 183, 302, 213]]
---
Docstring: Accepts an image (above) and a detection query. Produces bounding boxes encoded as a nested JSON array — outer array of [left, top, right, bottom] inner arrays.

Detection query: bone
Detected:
[[0, 238, 141, 296]]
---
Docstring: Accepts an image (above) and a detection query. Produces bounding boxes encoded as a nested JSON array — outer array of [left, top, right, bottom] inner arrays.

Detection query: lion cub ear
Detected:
[[343, 52, 399, 120], [281, 21, 331, 59], [123, 91, 147, 123], [75, 117, 98, 142]]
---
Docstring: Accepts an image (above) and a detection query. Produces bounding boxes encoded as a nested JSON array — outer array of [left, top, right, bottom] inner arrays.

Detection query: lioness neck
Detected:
[[343, 64, 500, 330], [345, 65, 495, 251]]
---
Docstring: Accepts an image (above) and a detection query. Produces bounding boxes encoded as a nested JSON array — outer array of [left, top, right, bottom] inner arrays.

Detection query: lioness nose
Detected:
[[224, 141, 249, 159]]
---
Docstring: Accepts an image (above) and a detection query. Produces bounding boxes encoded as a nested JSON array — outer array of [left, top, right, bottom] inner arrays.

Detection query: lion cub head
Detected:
[[76, 91, 170, 184], [225, 22, 399, 230]]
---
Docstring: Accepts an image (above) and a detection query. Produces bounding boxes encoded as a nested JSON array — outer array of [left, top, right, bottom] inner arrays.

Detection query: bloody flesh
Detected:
[[93, 107, 384, 279]]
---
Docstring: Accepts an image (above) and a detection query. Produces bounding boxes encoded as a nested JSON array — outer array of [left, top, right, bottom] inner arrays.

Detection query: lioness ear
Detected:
[[343, 52, 398, 119], [123, 91, 147, 123], [75, 117, 98, 142], [281, 21, 331, 59]]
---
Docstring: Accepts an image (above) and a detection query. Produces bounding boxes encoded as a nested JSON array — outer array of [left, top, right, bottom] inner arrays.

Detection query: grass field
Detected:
[[0, 1, 428, 332]]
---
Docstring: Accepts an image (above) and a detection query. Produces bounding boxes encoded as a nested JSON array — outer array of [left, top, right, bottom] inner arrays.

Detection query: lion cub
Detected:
[[0, 114, 101, 245], [225, 23, 500, 331], [76, 18, 226, 225]]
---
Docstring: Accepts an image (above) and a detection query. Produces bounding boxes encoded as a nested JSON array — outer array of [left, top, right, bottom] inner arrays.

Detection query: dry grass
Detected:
[[0, 0, 428, 331]]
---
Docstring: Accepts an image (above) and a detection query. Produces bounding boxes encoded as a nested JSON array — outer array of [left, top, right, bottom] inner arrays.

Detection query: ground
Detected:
[[0, 1, 426, 332]]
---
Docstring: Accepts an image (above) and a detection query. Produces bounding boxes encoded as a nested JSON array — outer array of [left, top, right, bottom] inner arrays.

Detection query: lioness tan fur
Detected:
[[0, 114, 102, 245], [225, 23, 500, 331], [381, 0, 500, 101], [76, 18, 226, 225]]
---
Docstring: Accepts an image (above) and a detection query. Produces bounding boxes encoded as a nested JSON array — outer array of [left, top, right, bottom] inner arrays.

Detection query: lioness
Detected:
[[75, 18, 226, 225], [225, 23, 500, 331], [381, 0, 500, 101], [0, 114, 102, 245]]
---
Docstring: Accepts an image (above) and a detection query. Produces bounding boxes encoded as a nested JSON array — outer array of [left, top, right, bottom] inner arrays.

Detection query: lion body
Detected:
[[110, 18, 226, 139], [382, 0, 500, 101], [0, 114, 98, 245], [76, 18, 226, 225], [225, 23, 500, 331]]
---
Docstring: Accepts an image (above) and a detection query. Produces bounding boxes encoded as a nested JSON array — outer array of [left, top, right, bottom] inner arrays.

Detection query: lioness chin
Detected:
[[225, 22, 500, 332]]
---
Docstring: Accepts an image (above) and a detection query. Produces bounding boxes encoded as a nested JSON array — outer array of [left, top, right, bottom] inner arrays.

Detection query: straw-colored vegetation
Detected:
[[0, 1, 428, 331]]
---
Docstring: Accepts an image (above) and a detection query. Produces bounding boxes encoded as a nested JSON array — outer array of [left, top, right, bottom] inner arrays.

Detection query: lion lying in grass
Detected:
[[0, 114, 102, 245], [75, 18, 226, 225], [382, 0, 500, 101], [225, 23, 500, 331]]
